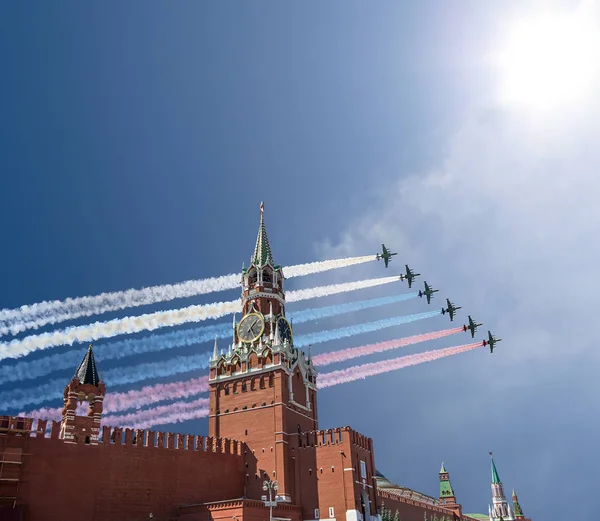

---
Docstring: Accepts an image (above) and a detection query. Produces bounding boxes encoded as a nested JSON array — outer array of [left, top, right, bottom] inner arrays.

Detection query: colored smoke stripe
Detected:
[[0, 275, 398, 362], [119, 407, 211, 430], [6, 305, 425, 411], [312, 327, 464, 367], [15, 313, 439, 414], [0, 292, 418, 386], [102, 396, 210, 427], [0, 255, 377, 336], [295, 309, 441, 347], [102, 342, 482, 428], [317, 342, 483, 389], [22, 376, 211, 420]]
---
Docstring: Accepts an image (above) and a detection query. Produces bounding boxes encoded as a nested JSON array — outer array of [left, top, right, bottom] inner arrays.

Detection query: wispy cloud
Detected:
[[315, 89, 600, 515]]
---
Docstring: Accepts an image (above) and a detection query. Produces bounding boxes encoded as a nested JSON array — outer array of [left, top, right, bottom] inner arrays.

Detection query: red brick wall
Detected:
[[209, 364, 318, 503], [1, 426, 244, 521], [379, 491, 459, 521]]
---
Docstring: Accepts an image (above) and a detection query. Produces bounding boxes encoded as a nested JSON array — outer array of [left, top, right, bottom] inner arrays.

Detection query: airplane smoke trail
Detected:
[[3, 353, 214, 411], [295, 309, 441, 348], [0, 275, 398, 362], [22, 376, 211, 420], [317, 342, 483, 388], [8, 308, 437, 411], [311, 327, 464, 367], [102, 396, 210, 428], [97, 342, 482, 428], [0, 255, 377, 336], [116, 406, 211, 430], [0, 292, 418, 386]]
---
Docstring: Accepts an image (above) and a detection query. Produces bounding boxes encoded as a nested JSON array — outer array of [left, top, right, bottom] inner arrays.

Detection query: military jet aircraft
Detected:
[[482, 331, 502, 353], [418, 281, 439, 304], [376, 244, 397, 268], [463, 315, 483, 338], [399, 264, 420, 288], [441, 299, 462, 321]]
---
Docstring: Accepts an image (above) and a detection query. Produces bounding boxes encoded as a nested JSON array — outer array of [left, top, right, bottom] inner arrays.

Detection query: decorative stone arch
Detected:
[[231, 356, 241, 373], [262, 266, 273, 284], [248, 268, 258, 285], [248, 351, 259, 369], [262, 348, 273, 365]]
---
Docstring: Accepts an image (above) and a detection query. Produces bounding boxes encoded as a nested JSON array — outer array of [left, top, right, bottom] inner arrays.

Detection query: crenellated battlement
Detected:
[[296, 425, 373, 450], [0, 415, 243, 456]]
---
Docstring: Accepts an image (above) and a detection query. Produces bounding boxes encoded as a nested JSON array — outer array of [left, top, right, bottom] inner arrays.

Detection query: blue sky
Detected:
[[2, 1, 599, 519]]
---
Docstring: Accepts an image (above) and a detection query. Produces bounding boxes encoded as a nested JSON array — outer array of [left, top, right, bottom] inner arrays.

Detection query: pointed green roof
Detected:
[[251, 201, 274, 267], [75, 345, 100, 386], [512, 490, 524, 517], [490, 452, 501, 484], [439, 462, 455, 499]]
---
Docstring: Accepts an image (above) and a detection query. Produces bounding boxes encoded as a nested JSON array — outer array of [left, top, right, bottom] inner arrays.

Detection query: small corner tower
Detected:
[[208, 202, 318, 504], [60, 345, 106, 445], [512, 490, 525, 520], [439, 462, 462, 518], [488, 452, 514, 521]]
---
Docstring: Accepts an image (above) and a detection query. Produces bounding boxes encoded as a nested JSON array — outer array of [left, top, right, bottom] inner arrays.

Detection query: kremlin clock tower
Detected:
[[208, 202, 318, 504]]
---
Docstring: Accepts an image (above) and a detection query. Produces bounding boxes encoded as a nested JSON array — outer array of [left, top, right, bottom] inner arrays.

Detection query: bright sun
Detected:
[[497, 2, 600, 111]]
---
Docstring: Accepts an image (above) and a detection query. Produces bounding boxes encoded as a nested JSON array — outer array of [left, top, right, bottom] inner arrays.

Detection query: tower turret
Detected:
[[208, 202, 317, 505], [438, 462, 462, 517], [489, 452, 514, 521], [60, 345, 105, 444], [512, 490, 525, 520]]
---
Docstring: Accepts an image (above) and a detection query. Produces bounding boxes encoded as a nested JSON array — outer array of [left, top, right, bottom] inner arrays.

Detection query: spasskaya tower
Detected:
[[208, 202, 318, 504]]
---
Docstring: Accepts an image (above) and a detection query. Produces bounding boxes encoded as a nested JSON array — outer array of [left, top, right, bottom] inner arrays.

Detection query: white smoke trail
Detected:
[[0, 255, 376, 336], [0, 275, 397, 362]]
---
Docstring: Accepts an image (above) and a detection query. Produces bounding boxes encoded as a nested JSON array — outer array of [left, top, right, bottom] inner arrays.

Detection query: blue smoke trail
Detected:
[[1, 306, 435, 412], [294, 309, 440, 347], [0, 293, 417, 386]]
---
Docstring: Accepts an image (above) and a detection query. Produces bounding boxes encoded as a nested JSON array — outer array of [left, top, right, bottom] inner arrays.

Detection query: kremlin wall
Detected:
[[0, 206, 531, 521]]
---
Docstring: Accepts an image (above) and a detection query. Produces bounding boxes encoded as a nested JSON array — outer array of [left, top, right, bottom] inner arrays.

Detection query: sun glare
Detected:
[[497, 3, 600, 112]]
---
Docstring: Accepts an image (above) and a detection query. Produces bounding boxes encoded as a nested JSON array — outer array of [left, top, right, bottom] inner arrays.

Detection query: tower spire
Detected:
[[438, 461, 462, 517], [512, 490, 525, 519], [61, 345, 106, 445], [74, 344, 100, 386], [489, 452, 514, 521], [491, 451, 502, 484], [251, 201, 274, 267], [212, 337, 219, 360]]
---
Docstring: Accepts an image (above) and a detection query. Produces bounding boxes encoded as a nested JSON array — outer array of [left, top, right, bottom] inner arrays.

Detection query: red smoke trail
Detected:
[[312, 327, 464, 367], [24, 376, 211, 421], [103, 396, 210, 429], [317, 342, 483, 389], [96, 341, 482, 427]]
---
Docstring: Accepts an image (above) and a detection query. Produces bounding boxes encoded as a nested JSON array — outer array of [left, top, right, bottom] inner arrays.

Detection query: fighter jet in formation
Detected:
[[441, 299, 461, 321], [376, 244, 397, 268], [463, 315, 483, 338], [483, 331, 502, 353], [418, 281, 439, 304], [399, 264, 420, 288]]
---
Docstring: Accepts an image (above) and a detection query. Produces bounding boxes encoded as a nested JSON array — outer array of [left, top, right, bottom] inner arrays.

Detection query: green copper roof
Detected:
[[512, 490, 524, 517], [439, 480, 454, 498], [490, 452, 501, 484], [251, 202, 274, 267], [439, 462, 454, 498]]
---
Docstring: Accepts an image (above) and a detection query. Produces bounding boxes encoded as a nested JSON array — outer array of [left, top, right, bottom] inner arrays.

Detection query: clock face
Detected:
[[237, 313, 265, 343], [277, 317, 293, 343]]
